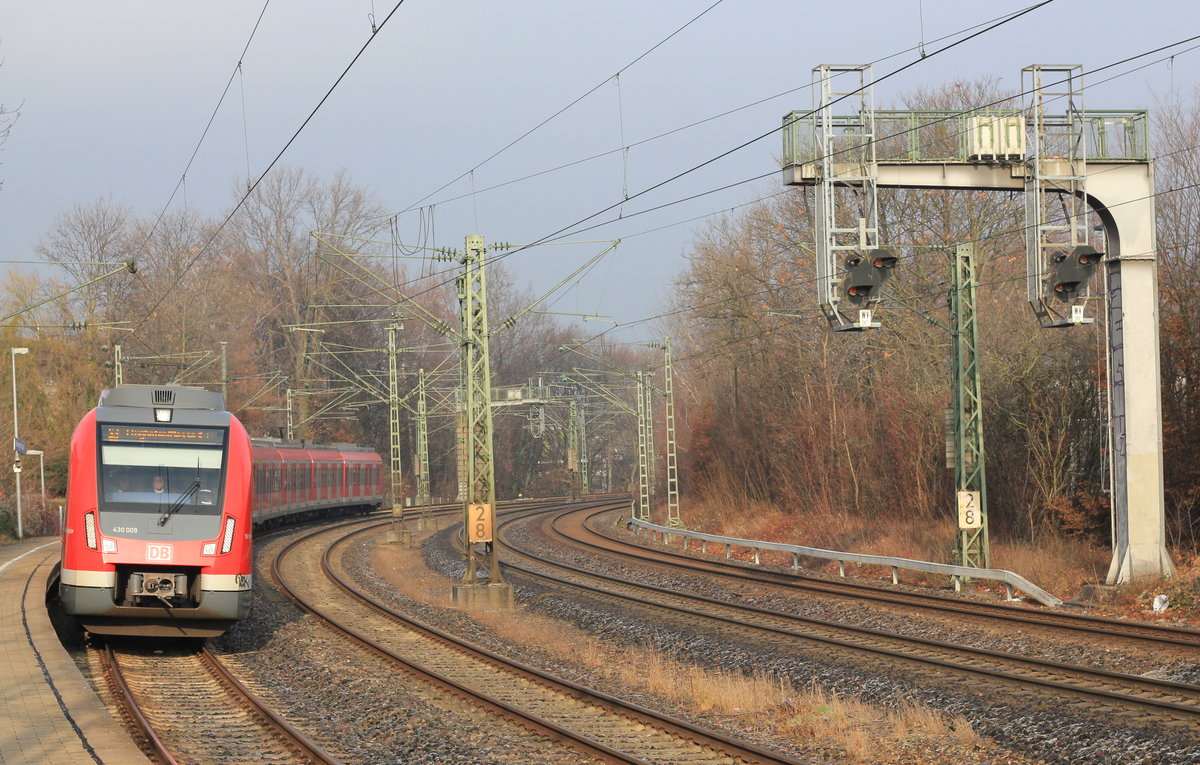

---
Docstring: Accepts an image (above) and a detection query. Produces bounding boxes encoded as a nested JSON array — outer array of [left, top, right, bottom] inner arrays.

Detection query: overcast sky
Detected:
[[1, 1, 1195, 342]]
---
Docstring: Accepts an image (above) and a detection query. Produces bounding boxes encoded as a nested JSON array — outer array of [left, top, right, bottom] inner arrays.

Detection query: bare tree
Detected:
[[226, 167, 389, 439], [1153, 87, 1200, 547], [0, 65, 17, 191], [34, 197, 133, 322]]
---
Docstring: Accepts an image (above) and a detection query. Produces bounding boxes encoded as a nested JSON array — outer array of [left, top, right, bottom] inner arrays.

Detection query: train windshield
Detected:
[[98, 427, 227, 515]]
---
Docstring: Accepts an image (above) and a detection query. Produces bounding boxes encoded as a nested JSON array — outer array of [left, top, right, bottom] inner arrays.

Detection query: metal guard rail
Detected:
[[626, 517, 1062, 607]]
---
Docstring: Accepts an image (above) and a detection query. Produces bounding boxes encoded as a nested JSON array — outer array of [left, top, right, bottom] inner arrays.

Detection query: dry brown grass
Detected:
[[371, 532, 995, 763], [678, 499, 1121, 598], [990, 535, 1109, 595]]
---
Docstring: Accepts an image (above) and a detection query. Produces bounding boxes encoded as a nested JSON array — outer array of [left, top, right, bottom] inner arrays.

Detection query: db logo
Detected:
[[147, 544, 173, 562]]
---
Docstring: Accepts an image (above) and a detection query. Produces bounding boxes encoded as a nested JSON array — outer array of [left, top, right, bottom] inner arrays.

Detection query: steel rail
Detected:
[[273, 515, 802, 765], [562, 504, 1200, 650], [101, 644, 177, 765], [490, 504, 1200, 724], [271, 519, 645, 765], [198, 648, 338, 764], [329, 517, 794, 765], [100, 643, 340, 765]]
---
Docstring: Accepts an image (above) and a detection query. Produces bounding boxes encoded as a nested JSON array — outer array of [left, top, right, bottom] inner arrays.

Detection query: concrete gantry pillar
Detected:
[[1088, 165, 1172, 582]]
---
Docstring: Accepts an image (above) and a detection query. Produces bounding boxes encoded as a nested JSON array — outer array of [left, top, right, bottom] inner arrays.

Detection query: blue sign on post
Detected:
[[13, 438, 26, 455]]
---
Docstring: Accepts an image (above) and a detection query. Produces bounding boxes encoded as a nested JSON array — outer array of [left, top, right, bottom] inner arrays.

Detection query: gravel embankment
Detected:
[[397, 518, 1200, 765], [211, 532, 601, 765]]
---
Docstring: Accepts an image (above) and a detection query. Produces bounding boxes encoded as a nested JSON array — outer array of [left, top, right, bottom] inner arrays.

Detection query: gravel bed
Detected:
[[211, 530, 598, 765], [593, 517, 1200, 679], [409, 518, 1200, 765], [347, 529, 834, 762]]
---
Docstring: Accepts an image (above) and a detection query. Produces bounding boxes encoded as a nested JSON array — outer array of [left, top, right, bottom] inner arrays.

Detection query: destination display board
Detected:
[[101, 425, 225, 446]]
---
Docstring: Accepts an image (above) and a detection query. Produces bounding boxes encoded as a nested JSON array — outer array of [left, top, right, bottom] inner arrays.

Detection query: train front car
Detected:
[[60, 385, 253, 637]]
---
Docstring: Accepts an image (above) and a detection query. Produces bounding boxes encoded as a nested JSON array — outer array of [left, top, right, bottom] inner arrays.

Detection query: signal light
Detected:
[[871, 250, 898, 269], [1049, 245, 1103, 301], [842, 248, 897, 306]]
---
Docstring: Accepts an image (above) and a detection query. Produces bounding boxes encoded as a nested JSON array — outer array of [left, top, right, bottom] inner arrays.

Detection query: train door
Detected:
[[307, 459, 315, 506]]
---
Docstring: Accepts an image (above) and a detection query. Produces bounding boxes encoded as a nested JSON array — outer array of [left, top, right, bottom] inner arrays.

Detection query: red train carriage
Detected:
[[60, 385, 385, 638], [249, 439, 384, 526]]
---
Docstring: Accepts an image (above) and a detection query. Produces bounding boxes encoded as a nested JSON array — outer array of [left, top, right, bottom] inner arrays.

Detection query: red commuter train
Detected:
[[59, 384, 384, 637]]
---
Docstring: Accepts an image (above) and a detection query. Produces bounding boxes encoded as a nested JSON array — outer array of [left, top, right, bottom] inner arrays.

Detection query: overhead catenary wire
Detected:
[[391, 0, 729, 219], [544, 148, 1200, 368], [114, 1, 1190, 388], [126, 0, 1069, 361], [371, 30, 1198, 317], [307, 30, 1200, 367], [130, 0, 412, 343], [384, 2, 1057, 219], [441, 25, 1200, 333], [560, 182, 1200, 369], [336, 0, 1061, 327], [128, 1, 272, 274], [434, 1, 1057, 290], [21, 2, 271, 357]]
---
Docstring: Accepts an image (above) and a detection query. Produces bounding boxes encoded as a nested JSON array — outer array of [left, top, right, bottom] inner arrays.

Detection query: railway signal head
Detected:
[[1049, 245, 1103, 301], [842, 248, 897, 306]]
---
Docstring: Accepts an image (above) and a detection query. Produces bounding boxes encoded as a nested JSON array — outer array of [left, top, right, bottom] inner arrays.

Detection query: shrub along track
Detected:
[[272, 514, 803, 765], [489, 501, 1200, 737], [96, 640, 336, 764]]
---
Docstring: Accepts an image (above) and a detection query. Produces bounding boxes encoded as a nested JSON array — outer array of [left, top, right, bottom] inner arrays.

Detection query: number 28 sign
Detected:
[[468, 503, 494, 543], [957, 491, 982, 530]]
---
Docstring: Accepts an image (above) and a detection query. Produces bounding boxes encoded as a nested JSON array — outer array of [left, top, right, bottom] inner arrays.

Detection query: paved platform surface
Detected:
[[0, 538, 149, 764]]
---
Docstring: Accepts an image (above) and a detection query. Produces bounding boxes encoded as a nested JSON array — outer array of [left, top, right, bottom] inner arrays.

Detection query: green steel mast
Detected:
[[951, 243, 989, 568], [457, 235, 504, 589], [416, 368, 431, 507]]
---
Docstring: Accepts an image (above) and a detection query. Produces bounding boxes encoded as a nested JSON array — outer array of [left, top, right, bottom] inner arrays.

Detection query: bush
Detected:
[[0, 496, 63, 539]]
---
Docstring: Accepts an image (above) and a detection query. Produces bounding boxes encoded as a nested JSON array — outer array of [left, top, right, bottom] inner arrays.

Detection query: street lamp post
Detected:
[[11, 347, 29, 540]]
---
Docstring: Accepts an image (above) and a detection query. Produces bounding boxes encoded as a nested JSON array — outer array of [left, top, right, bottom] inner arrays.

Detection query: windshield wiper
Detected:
[[157, 477, 201, 526]]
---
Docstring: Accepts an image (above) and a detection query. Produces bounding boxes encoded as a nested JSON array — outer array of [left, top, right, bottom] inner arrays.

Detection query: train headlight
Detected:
[[220, 517, 236, 554], [154, 408, 172, 422], [84, 512, 98, 550], [101, 538, 116, 554], [202, 542, 217, 556]]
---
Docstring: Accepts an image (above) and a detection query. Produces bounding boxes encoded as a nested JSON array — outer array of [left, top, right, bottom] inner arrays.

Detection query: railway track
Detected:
[[273, 517, 801, 765], [488, 501, 1200, 730], [99, 641, 337, 764], [551, 503, 1200, 651]]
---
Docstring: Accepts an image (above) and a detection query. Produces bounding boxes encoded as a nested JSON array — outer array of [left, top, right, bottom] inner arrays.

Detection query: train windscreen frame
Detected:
[[97, 424, 229, 518]]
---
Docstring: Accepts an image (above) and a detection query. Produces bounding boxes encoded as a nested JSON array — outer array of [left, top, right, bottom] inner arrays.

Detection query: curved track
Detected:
[[273, 516, 801, 765], [558, 504, 1200, 650], [490, 501, 1200, 730]]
